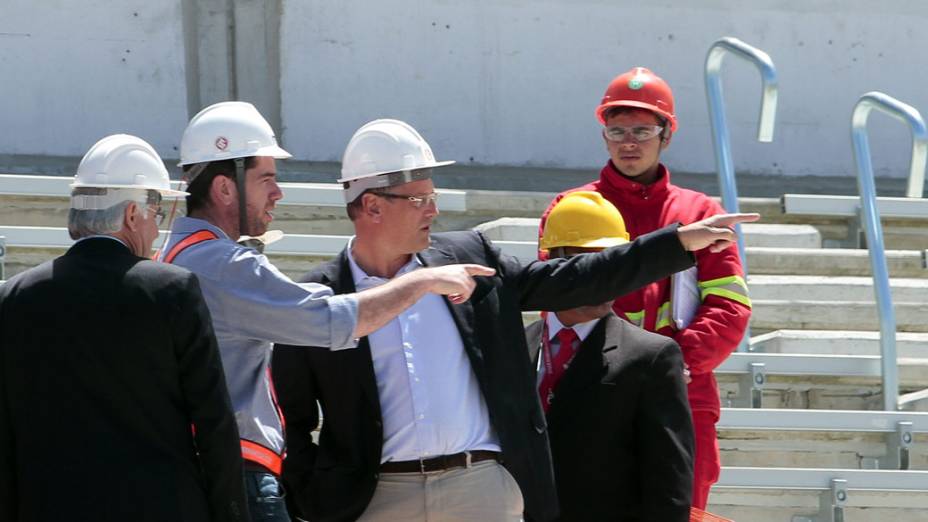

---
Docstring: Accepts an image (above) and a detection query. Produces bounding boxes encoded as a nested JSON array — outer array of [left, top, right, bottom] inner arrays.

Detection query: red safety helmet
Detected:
[[595, 67, 677, 132]]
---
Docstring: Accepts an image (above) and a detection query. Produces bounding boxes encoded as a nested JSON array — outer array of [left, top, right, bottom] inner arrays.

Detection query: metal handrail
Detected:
[[851, 92, 928, 411], [705, 36, 778, 353], [705, 37, 778, 270]]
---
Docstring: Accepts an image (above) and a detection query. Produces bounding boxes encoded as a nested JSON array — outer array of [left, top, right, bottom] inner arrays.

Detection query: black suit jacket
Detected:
[[273, 227, 693, 522], [0, 238, 247, 522], [526, 313, 694, 521]]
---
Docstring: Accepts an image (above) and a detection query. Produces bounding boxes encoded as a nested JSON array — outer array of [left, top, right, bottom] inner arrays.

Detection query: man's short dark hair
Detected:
[[183, 157, 257, 215]]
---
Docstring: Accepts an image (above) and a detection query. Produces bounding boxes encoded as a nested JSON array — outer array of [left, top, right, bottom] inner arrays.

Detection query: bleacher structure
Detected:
[[3, 169, 928, 521]]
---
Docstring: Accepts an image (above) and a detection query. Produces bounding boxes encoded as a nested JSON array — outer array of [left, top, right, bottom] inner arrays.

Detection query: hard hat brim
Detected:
[[596, 101, 678, 131], [540, 236, 630, 251], [176, 144, 292, 167], [578, 237, 629, 248], [70, 182, 190, 198], [337, 160, 455, 183]]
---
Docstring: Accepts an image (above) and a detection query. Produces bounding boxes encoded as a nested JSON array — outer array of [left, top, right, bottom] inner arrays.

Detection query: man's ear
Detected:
[[661, 131, 673, 149], [361, 193, 383, 223], [124, 201, 142, 232], [210, 175, 237, 207]]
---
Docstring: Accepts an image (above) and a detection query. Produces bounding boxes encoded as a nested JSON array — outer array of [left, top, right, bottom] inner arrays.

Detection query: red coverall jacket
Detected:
[[539, 162, 751, 415]]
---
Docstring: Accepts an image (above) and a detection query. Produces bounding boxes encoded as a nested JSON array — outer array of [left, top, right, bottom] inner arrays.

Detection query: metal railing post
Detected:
[[0, 236, 5, 281], [705, 36, 778, 352], [851, 91, 928, 411]]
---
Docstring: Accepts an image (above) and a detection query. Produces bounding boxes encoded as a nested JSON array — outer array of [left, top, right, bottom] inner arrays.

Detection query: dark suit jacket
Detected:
[[0, 238, 247, 522], [526, 313, 694, 521], [273, 227, 693, 522]]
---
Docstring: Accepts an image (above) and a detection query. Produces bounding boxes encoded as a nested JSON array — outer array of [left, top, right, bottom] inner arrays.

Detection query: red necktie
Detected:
[[538, 327, 579, 412]]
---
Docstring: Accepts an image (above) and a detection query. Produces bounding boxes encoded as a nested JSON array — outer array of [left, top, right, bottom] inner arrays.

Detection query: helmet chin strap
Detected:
[[234, 157, 248, 239]]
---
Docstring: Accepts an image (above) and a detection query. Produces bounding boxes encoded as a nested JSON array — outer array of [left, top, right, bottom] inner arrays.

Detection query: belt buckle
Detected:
[[464, 451, 472, 469]]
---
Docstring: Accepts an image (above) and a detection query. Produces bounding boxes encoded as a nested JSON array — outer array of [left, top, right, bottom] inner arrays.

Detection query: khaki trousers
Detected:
[[357, 460, 524, 522]]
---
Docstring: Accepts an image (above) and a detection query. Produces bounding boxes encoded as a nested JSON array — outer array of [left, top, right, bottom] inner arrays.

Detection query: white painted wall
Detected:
[[3, 0, 927, 179], [0, 0, 189, 159], [280, 0, 928, 178]]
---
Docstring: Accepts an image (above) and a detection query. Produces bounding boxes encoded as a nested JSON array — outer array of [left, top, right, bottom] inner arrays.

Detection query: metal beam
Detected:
[[718, 353, 882, 377], [782, 194, 928, 219], [718, 467, 928, 490], [719, 408, 928, 432], [0, 175, 467, 211]]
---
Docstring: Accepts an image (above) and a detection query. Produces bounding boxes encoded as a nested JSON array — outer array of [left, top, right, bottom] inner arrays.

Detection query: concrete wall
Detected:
[[280, 0, 928, 178], [0, 0, 190, 158], [4, 0, 928, 179]]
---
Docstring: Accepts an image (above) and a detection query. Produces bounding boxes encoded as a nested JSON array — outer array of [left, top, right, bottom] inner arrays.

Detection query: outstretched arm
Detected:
[[351, 264, 495, 338]]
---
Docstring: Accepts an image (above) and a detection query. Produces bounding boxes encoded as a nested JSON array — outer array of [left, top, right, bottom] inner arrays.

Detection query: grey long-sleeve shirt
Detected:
[[158, 217, 358, 471]]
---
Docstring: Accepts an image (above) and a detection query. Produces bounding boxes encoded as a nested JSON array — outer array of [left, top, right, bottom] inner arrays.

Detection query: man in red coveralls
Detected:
[[538, 67, 752, 509]]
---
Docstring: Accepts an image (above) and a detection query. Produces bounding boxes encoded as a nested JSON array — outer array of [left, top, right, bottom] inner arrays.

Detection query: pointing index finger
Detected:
[[462, 264, 496, 277], [713, 212, 760, 227]]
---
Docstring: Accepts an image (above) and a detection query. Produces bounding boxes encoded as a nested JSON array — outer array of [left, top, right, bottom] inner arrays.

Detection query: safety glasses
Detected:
[[148, 206, 166, 226], [377, 192, 439, 209], [602, 125, 664, 143]]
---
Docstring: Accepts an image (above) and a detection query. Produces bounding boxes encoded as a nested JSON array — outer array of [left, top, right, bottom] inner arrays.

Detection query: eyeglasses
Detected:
[[148, 206, 166, 226], [376, 192, 440, 209], [603, 125, 664, 143]]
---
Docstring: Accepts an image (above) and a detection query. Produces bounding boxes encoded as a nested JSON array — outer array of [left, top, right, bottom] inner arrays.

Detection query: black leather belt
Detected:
[[380, 450, 501, 473]]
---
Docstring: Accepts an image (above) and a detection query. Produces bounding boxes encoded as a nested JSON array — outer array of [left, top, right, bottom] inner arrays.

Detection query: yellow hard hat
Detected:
[[540, 191, 630, 251]]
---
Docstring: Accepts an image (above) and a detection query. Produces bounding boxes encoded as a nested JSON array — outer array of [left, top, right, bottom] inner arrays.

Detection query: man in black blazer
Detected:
[[526, 191, 694, 521], [273, 119, 753, 522], [0, 135, 247, 522]]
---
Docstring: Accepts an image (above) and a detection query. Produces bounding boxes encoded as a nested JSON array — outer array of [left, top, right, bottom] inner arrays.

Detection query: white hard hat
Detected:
[[70, 134, 187, 209], [338, 119, 454, 202], [178, 101, 291, 167]]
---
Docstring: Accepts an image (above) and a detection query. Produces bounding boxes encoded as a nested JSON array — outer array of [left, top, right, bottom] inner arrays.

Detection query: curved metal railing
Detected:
[[705, 36, 779, 271], [851, 92, 928, 411]]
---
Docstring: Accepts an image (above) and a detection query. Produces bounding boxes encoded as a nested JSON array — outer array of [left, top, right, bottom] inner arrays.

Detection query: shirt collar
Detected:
[[346, 236, 422, 284], [598, 161, 671, 203], [545, 312, 600, 342], [74, 235, 128, 248], [171, 216, 232, 240]]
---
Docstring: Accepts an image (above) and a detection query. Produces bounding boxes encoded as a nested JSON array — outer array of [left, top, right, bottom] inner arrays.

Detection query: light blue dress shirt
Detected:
[[347, 240, 501, 463]]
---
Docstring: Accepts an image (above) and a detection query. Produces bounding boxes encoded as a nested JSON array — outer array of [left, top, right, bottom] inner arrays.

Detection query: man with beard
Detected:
[[158, 103, 494, 522]]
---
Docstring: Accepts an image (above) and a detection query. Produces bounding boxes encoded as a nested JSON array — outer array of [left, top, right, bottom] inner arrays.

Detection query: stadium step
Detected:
[[748, 275, 928, 302], [747, 247, 928, 278], [474, 217, 824, 249], [710, 467, 928, 522], [750, 300, 928, 333], [752, 329, 928, 357], [717, 408, 928, 470]]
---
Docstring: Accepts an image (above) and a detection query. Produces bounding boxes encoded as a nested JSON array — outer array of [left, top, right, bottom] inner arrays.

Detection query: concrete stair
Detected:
[[474, 217, 824, 249], [748, 275, 928, 302], [752, 329, 928, 357], [709, 485, 928, 522]]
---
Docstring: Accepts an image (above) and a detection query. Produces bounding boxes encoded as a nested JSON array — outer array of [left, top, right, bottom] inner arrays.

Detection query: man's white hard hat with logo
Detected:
[[339, 119, 454, 203]]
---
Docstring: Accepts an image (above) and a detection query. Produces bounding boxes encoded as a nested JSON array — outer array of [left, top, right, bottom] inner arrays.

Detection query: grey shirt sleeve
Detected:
[[202, 246, 359, 350]]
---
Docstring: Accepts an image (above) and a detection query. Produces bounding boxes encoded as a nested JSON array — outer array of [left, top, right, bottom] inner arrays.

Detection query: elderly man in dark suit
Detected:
[[0, 135, 247, 522], [272, 119, 756, 522], [527, 191, 694, 522]]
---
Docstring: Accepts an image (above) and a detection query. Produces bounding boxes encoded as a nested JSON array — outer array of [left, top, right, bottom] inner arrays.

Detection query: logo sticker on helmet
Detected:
[[628, 78, 644, 90], [215, 136, 229, 151]]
